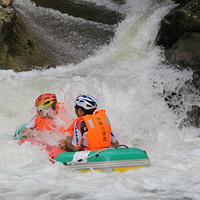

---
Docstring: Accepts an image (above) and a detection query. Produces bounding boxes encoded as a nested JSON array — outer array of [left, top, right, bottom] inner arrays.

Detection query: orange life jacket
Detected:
[[75, 109, 112, 151], [65, 117, 79, 136], [35, 102, 68, 132]]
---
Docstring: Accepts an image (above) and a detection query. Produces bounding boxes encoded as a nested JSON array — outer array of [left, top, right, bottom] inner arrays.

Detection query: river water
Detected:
[[1, 0, 200, 199]]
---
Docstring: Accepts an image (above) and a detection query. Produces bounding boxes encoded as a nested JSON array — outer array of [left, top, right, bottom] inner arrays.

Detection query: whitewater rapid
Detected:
[[1, 0, 200, 199]]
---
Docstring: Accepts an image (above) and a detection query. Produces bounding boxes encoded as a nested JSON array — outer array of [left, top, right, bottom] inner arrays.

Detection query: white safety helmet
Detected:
[[75, 94, 98, 110]]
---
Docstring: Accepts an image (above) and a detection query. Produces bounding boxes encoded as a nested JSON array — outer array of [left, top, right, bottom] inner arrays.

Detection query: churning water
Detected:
[[1, 0, 200, 199]]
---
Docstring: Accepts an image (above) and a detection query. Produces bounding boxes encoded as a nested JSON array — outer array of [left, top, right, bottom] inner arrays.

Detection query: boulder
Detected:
[[31, 0, 124, 25], [193, 70, 200, 91], [0, 0, 60, 71], [0, 3, 16, 46], [0, 12, 57, 71], [0, 0, 121, 71], [181, 105, 200, 128], [171, 0, 190, 5], [165, 32, 200, 70], [156, 0, 200, 128], [155, 0, 200, 69], [0, 0, 14, 7]]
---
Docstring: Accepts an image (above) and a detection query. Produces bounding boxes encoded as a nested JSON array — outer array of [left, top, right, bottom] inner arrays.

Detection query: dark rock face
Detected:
[[162, 79, 200, 129], [172, 0, 188, 3], [156, 0, 200, 48], [156, 0, 200, 128], [186, 105, 200, 128], [0, 11, 57, 71], [0, 4, 16, 46], [193, 70, 200, 91], [181, 105, 200, 128], [165, 32, 200, 70], [31, 0, 125, 25], [156, 0, 200, 70], [0, 0, 123, 71]]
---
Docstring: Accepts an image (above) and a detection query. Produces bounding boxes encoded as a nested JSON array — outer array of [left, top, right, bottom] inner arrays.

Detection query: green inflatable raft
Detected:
[[14, 124, 150, 172]]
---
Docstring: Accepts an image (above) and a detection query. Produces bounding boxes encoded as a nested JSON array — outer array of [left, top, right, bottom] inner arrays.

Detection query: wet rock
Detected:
[[0, 0, 60, 71], [31, 0, 125, 25], [0, 0, 14, 7], [192, 70, 200, 91], [1, 0, 119, 71], [0, 12, 57, 71], [182, 105, 200, 128], [156, 0, 200, 48], [162, 78, 200, 127], [156, 0, 200, 128], [172, 0, 188, 3], [0, 3, 16, 46], [165, 32, 200, 70], [155, 0, 200, 69], [164, 91, 182, 111]]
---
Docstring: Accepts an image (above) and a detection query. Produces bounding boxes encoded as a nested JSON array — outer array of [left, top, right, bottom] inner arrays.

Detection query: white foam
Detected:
[[1, 0, 200, 199]]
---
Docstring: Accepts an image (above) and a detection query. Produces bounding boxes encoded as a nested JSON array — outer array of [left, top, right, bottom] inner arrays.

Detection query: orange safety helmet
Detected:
[[35, 93, 57, 111]]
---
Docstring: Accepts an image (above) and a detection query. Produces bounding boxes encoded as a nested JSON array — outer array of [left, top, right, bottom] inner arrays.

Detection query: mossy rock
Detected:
[[155, 0, 200, 48], [0, 11, 57, 71], [0, 5, 16, 45], [165, 32, 200, 70]]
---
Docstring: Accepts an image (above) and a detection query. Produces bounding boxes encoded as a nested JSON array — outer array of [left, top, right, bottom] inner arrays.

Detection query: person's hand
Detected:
[[59, 134, 73, 150], [21, 128, 35, 138], [111, 141, 119, 148], [59, 139, 68, 149]]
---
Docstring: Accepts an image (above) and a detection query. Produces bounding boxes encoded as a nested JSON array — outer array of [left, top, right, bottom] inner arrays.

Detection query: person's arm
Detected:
[[59, 139, 81, 151], [111, 141, 119, 147], [59, 136, 81, 151], [59, 121, 83, 151], [110, 130, 119, 147], [21, 128, 35, 137], [21, 116, 37, 138]]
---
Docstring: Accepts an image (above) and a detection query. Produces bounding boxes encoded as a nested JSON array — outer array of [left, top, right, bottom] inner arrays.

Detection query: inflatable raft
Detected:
[[14, 124, 150, 172]]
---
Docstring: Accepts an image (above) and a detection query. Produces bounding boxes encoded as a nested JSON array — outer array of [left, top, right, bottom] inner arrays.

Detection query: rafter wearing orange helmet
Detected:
[[21, 93, 70, 139]]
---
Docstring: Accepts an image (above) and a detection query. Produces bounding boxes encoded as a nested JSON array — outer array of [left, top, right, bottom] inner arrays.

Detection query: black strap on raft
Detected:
[[115, 144, 129, 149], [63, 145, 129, 165]]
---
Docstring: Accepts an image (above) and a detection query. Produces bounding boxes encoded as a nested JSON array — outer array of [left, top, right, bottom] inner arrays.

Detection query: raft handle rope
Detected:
[[63, 145, 129, 165], [115, 144, 129, 149], [63, 148, 107, 166]]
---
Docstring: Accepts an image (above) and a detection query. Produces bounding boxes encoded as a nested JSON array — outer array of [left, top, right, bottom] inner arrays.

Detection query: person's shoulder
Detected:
[[75, 117, 84, 124], [31, 115, 37, 120], [95, 109, 106, 114]]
